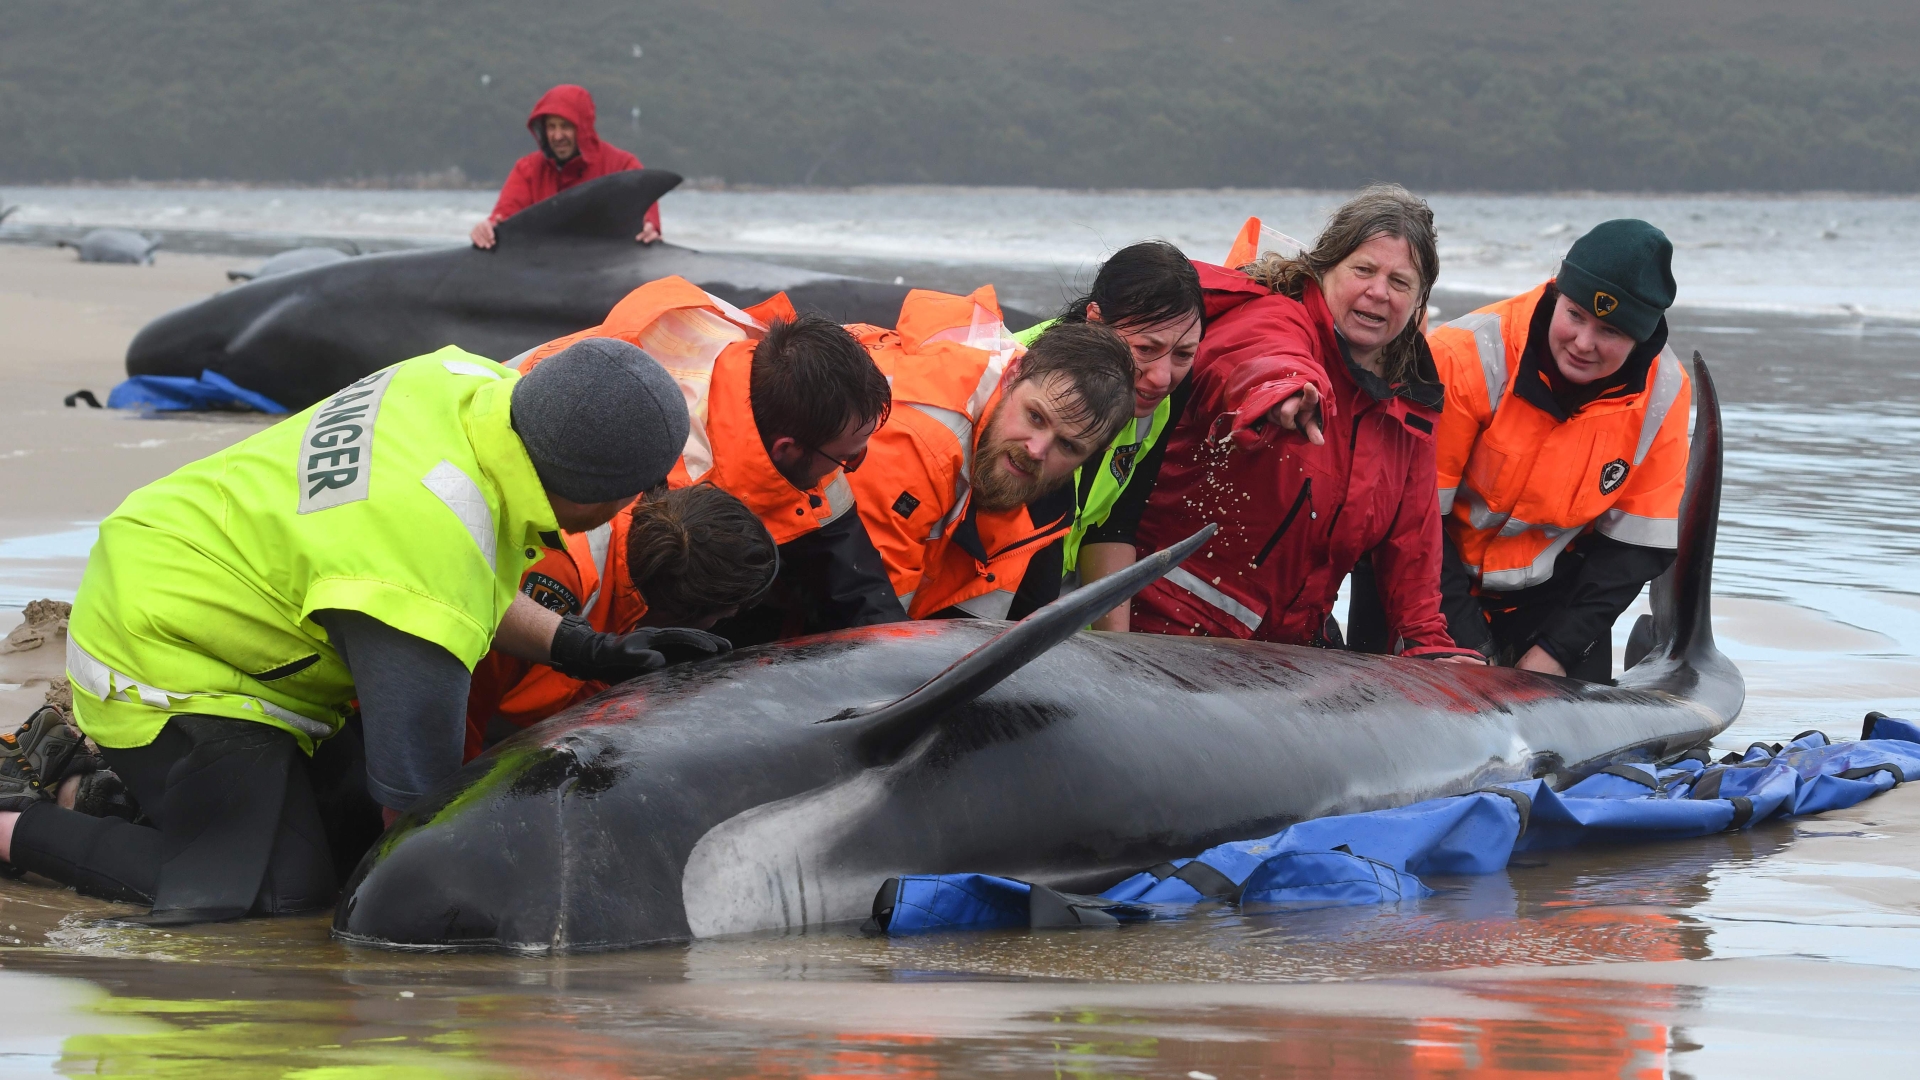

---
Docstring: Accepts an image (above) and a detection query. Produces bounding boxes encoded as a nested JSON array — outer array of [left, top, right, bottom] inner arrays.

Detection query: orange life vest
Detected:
[[847, 286, 1070, 619], [462, 506, 646, 759], [1429, 282, 1691, 593], [465, 277, 860, 748]]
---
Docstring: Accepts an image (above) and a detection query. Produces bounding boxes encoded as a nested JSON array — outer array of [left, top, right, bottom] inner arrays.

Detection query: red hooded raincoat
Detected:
[[487, 84, 660, 234]]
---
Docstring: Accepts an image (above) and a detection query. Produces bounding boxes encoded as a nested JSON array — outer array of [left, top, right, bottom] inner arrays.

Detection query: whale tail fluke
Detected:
[[493, 168, 683, 244], [827, 525, 1218, 764]]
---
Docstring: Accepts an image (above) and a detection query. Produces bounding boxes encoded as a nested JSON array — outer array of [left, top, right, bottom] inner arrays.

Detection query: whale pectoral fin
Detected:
[[493, 169, 684, 244], [827, 525, 1218, 764]]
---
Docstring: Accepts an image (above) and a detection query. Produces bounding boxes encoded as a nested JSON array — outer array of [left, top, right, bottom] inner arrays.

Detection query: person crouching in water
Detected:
[[1009, 241, 1206, 627], [1425, 220, 1689, 680], [465, 483, 778, 758], [1127, 185, 1482, 663]]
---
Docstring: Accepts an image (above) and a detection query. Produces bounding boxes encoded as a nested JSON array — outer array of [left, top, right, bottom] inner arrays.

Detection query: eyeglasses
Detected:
[[800, 442, 869, 474], [797, 403, 890, 475]]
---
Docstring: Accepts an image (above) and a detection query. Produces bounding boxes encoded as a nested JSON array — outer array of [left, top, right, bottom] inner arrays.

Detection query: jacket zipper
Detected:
[[1253, 478, 1313, 568]]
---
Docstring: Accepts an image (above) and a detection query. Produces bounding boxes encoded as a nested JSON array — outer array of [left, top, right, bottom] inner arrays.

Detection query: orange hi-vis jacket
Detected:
[[463, 277, 866, 754], [515, 275, 857, 543], [848, 286, 1072, 620], [1429, 282, 1692, 594], [462, 507, 645, 759]]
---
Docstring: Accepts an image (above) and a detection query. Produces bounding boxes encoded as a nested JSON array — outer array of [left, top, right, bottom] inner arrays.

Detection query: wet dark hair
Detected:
[[750, 315, 892, 451], [1061, 240, 1205, 332], [626, 484, 778, 624], [1010, 322, 1135, 447]]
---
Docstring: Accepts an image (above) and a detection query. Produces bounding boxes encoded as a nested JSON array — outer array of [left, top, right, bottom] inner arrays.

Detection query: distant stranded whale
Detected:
[[333, 356, 1743, 953], [61, 228, 158, 265], [122, 170, 980, 412]]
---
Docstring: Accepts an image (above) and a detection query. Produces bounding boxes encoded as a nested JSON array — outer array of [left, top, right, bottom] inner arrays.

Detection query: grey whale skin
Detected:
[[334, 356, 1741, 952], [122, 169, 941, 412]]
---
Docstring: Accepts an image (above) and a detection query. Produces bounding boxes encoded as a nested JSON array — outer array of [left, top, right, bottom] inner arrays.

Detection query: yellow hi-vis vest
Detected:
[[67, 348, 560, 753], [1012, 318, 1172, 574]]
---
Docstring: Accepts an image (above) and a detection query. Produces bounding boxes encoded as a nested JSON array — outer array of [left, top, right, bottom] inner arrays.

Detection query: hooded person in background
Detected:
[[470, 84, 661, 250]]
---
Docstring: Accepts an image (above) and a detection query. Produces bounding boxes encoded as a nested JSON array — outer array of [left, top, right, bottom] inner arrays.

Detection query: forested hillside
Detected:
[[4, 0, 1918, 191]]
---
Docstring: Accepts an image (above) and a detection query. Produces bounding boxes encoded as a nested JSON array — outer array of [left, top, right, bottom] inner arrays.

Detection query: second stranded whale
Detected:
[[334, 357, 1740, 953], [122, 170, 979, 412]]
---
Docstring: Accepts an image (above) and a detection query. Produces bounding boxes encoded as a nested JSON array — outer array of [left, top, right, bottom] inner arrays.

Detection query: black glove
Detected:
[[547, 615, 732, 684]]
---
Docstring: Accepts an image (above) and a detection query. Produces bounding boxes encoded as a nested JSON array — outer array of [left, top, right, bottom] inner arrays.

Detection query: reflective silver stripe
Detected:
[[1460, 485, 1510, 533], [421, 459, 498, 570], [965, 353, 1010, 421], [820, 471, 856, 525], [66, 637, 334, 739], [953, 589, 1016, 621], [1635, 347, 1686, 466], [1477, 527, 1582, 591], [897, 589, 916, 612], [1163, 566, 1262, 632], [1438, 486, 1458, 515], [905, 402, 975, 541], [1133, 414, 1153, 442], [441, 358, 504, 379], [1594, 508, 1679, 548], [505, 346, 538, 369], [1445, 311, 1508, 413], [580, 521, 615, 617]]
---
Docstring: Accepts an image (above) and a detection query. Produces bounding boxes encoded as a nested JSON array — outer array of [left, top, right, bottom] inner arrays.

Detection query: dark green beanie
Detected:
[[1555, 219, 1676, 342]]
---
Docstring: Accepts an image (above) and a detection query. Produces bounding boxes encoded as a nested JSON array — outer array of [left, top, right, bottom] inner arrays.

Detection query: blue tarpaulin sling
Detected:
[[107, 370, 287, 414], [873, 714, 1920, 936]]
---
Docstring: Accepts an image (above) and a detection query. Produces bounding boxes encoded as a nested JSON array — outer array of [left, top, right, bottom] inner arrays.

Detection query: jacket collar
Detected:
[[1515, 282, 1667, 422], [702, 341, 840, 544]]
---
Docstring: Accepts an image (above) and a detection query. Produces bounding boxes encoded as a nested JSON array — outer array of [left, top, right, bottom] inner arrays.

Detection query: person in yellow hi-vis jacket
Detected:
[[0, 338, 724, 924]]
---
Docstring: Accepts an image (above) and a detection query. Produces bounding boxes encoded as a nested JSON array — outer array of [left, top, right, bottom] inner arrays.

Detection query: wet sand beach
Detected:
[[2, 236, 1919, 1076]]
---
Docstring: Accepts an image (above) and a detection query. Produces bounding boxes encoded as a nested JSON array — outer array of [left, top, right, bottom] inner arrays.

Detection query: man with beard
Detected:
[[848, 289, 1135, 620]]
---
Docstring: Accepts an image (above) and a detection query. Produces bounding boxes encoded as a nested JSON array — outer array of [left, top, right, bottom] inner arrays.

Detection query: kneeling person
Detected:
[[0, 340, 717, 922], [1429, 219, 1690, 680], [851, 296, 1136, 619], [466, 484, 778, 757]]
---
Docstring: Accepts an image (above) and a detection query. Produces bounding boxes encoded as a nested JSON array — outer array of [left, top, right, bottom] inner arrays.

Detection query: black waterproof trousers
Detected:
[[10, 714, 382, 923]]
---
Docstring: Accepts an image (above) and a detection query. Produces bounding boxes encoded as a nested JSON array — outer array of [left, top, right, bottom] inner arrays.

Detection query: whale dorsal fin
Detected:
[[494, 168, 683, 243], [825, 525, 1217, 764]]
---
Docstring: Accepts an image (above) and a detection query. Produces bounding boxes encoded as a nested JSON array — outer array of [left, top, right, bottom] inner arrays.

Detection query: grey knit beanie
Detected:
[[510, 338, 690, 502]]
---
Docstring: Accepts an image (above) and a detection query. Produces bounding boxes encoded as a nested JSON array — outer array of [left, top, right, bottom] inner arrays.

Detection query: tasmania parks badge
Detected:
[[1109, 441, 1141, 482], [1592, 291, 1620, 318], [1599, 458, 1630, 495]]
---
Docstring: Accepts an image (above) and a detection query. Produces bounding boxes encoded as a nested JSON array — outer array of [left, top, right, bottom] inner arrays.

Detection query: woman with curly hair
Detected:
[[1128, 185, 1481, 662]]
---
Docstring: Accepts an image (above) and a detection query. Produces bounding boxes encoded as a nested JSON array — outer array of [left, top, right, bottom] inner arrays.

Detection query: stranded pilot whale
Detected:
[[334, 356, 1740, 952], [122, 169, 970, 412]]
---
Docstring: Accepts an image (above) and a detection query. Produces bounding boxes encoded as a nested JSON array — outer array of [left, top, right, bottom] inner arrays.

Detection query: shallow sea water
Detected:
[[3, 191, 1920, 1076]]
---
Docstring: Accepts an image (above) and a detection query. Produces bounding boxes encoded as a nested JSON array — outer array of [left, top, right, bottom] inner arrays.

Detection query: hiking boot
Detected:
[[0, 743, 50, 813], [1, 705, 92, 789]]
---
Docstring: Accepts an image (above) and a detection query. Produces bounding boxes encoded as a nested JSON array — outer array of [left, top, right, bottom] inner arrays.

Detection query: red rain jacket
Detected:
[[487, 84, 660, 235], [1131, 263, 1469, 656]]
